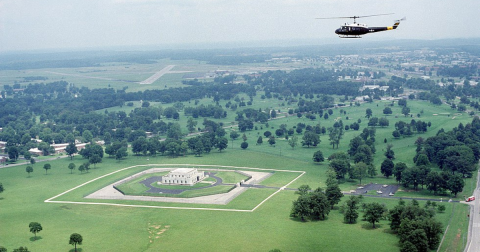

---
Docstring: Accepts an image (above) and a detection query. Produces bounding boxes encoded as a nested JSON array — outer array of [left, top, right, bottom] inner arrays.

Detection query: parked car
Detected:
[[466, 196, 475, 202]]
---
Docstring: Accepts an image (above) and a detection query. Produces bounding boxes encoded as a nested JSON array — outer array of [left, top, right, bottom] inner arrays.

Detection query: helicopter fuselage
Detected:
[[334, 21, 400, 38]]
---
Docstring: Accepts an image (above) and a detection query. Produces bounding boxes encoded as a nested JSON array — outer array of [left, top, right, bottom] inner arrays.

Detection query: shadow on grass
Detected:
[[68, 248, 83, 252], [289, 217, 329, 223], [361, 223, 383, 230], [29, 236, 43, 241]]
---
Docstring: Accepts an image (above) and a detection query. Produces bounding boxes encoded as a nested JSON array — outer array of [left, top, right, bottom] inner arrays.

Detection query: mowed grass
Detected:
[[0, 148, 468, 252]]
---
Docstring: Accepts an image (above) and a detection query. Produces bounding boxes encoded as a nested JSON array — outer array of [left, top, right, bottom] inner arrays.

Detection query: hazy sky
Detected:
[[0, 0, 478, 52]]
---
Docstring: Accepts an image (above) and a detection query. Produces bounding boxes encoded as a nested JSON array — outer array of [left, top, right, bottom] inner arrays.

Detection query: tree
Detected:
[[89, 154, 102, 168], [312, 150, 324, 163], [365, 108, 373, 119], [302, 131, 320, 148], [240, 142, 248, 150], [78, 164, 85, 173], [0, 246, 6, 252], [65, 143, 78, 160], [43, 163, 51, 175], [447, 174, 464, 197], [290, 194, 311, 221], [353, 144, 373, 165], [116, 147, 128, 160], [230, 131, 240, 148], [69, 233, 83, 252], [352, 162, 368, 185], [132, 137, 148, 155], [415, 154, 430, 166], [30, 158, 36, 165], [325, 181, 343, 209], [7, 146, 19, 161], [385, 144, 395, 160], [378, 117, 389, 127], [364, 202, 387, 228], [256, 136, 263, 145], [67, 163, 76, 174], [29, 222, 42, 240], [309, 189, 331, 220], [82, 130, 93, 143], [402, 106, 411, 117], [344, 195, 361, 224], [288, 135, 298, 149], [394, 162, 407, 184], [383, 107, 393, 115], [216, 137, 228, 152], [296, 185, 311, 196], [242, 133, 248, 142], [268, 136, 276, 146], [0, 183, 4, 194], [380, 159, 394, 178], [187, 117, 197, 133], [26, 166, 33, 177], [329, 158, 350, 179]]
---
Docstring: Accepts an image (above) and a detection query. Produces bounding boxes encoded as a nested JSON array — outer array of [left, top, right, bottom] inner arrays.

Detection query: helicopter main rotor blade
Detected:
[[316, 13, 394, 20]]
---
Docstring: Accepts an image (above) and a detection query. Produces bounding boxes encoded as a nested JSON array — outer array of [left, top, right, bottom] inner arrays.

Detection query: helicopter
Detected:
[[317, 13, 405, 38]]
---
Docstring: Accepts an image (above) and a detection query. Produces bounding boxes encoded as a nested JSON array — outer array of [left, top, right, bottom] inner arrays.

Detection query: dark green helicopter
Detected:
[[317, 13, 405, 38]]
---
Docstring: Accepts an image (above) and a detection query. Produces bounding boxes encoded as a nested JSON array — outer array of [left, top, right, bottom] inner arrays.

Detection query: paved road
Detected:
[[465, 169, 480, 252]]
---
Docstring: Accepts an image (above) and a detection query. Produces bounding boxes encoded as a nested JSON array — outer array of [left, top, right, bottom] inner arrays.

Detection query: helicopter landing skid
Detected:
[[339, 35, 362, 38]]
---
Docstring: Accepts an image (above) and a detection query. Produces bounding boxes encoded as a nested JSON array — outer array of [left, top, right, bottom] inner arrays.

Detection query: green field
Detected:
[[0, 59, 477, 251], [0, 146, 472, 251]]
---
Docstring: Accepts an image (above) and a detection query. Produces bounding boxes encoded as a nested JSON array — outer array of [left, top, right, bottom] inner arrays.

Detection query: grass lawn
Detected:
[[0, 89, 476, 251], [0, 148, 469, 251]]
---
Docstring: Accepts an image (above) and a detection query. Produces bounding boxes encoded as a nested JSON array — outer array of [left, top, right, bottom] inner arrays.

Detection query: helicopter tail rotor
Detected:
[[393, 17, 406, 29]]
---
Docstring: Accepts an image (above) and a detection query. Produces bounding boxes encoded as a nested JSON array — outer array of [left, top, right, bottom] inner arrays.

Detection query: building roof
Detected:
[[171, 168, 196, 174]]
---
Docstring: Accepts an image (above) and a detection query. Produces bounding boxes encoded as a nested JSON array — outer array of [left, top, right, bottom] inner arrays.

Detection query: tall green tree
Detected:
[[43, 163, 51, 175], [89, 154, 102, 168], [325, 180, 343, 209], [216, 137, 228, 152], [447, 174, 464, 197], [28, 222, 42, 240], [365, 108, 373, 119], [187, 117, 198, 133], [26, 166, 33, 177], [380, 159, 394, 178], [394, 162, 408, 184], [352, 162, 368, 185], [364, 202, 387, 228], [302, 131, 320, 148], [65, 143, 78, 160], [344, 195, 361, 224], [69, 233, 83, 252], [68, 163, 76, 174], [288, 135, 298, 149], [312, 150, 324, 163]]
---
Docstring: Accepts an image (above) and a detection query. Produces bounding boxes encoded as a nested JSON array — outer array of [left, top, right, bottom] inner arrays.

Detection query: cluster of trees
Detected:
[[392, 120, 431, 138], [290, 171, 343, 221], [291, 172, 445, 252], [389, 199, 443, 252]]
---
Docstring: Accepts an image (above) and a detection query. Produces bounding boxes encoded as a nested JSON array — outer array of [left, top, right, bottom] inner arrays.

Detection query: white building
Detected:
[[161, 168, 205, 185]]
